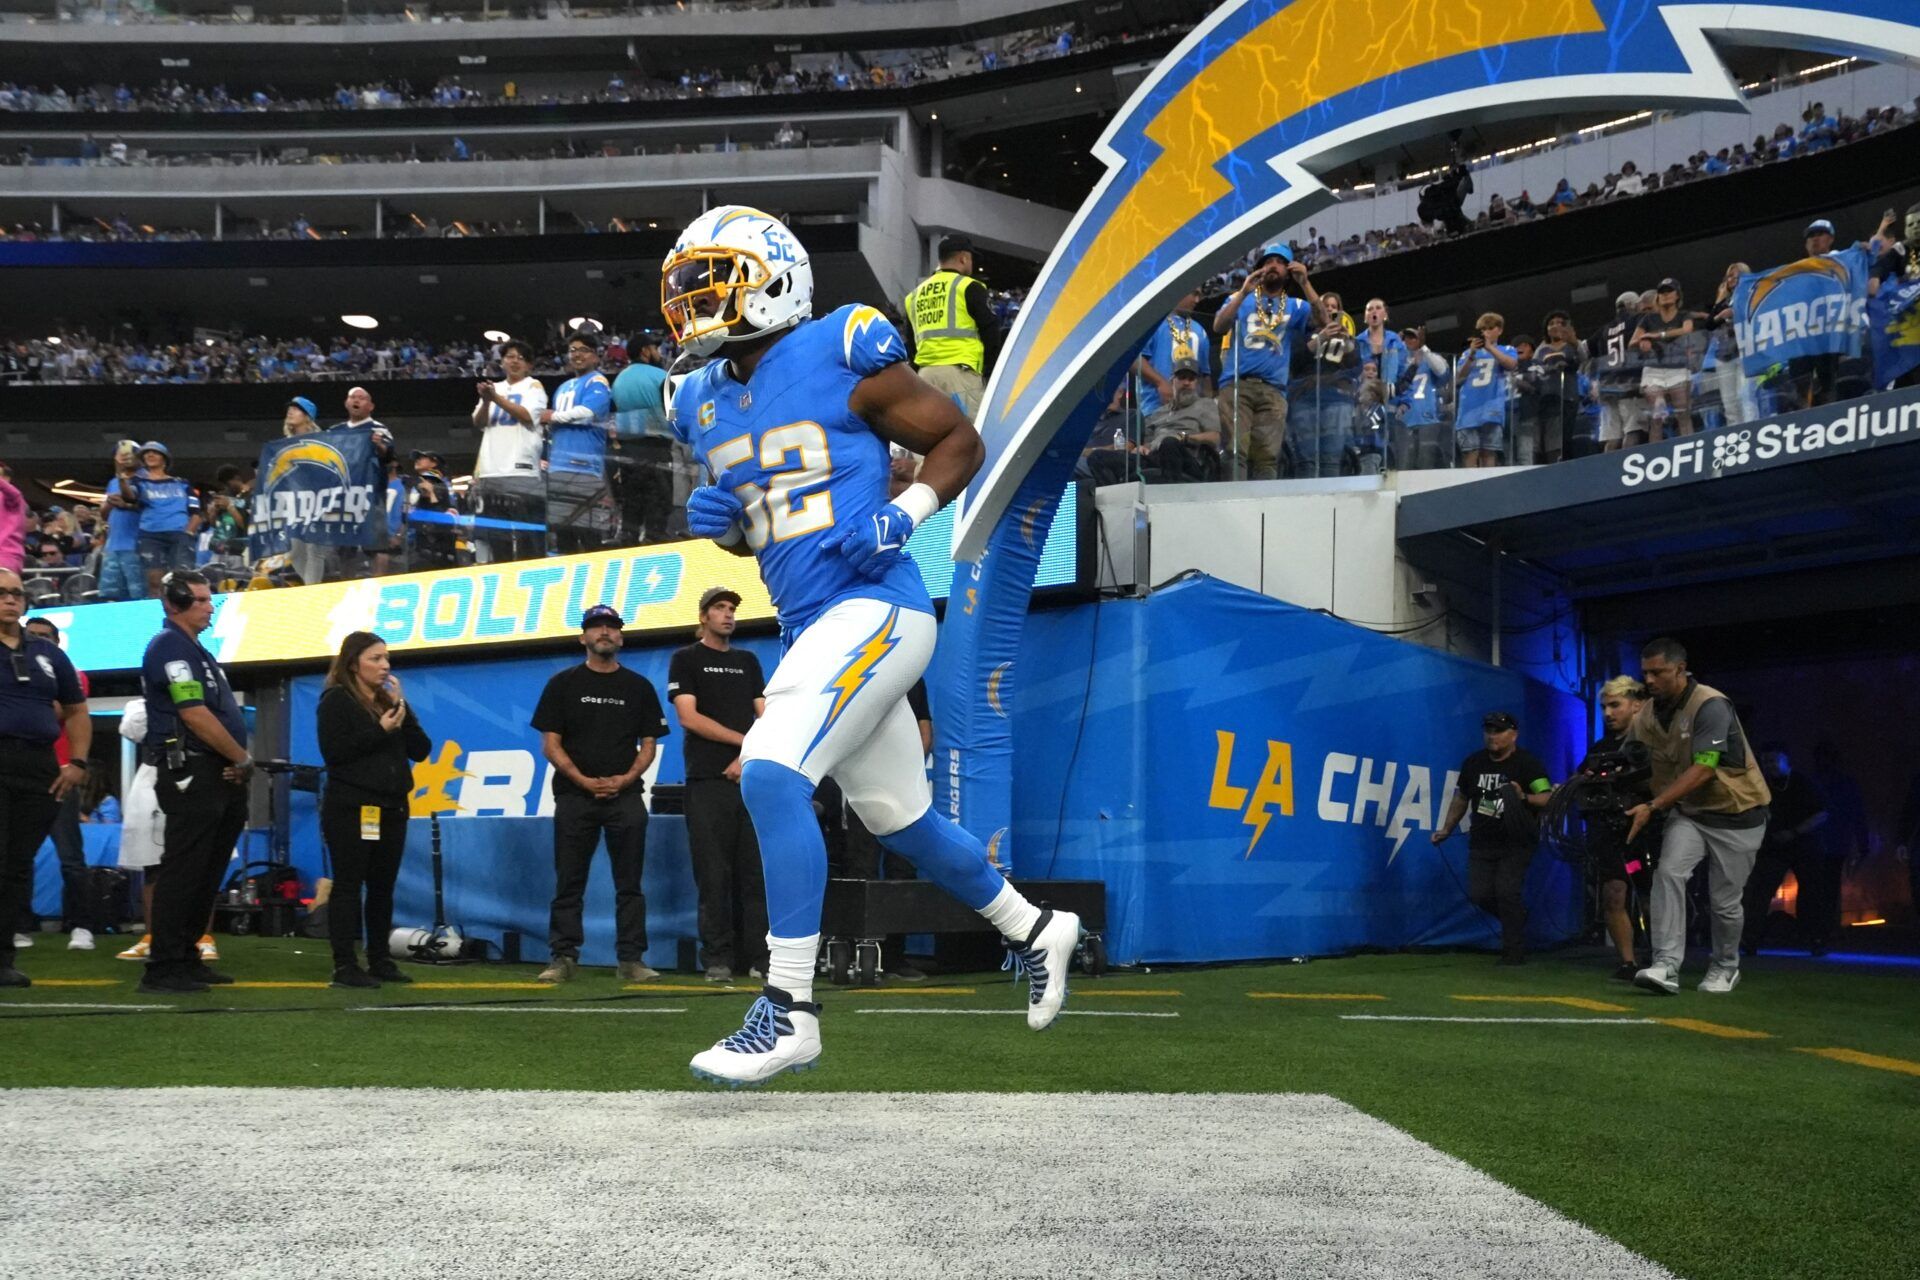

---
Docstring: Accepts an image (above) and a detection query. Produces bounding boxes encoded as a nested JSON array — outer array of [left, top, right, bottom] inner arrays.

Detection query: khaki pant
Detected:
[[1217, 378, 1288, 479], [918, 363, 984, 421]]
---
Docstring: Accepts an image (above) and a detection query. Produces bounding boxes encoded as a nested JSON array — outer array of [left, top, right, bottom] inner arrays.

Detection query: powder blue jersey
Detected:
[[103, 477, 141, 551], [1220, 292, 1310, 388], [673, 304, 934, 635], [1136, 314, 1212, 417], [135, 475, 198, 535], [1454, 345, 1517, 431], [1395, 359, 1445, 426], [550, 371, 612, 477]]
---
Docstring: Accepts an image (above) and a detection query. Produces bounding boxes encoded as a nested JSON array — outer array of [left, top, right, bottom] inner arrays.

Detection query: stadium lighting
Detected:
[[44, 336, 60, 345], [341, 314, 379, 330], [567, 317, 604, 333], [482, 329, 511, 343]]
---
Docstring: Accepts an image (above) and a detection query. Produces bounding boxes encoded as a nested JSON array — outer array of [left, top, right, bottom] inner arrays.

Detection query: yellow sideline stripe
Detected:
[[1454, 995, 1630, 1013], [31, 979, 121, 987], [1655, 1017, 1772, 1040], [410, 982, 558, 991], [853, 986, 978, 996], [1074, 989, 1182, 998], [1248, 992, 1388, 1001], [230, 982, 330, 989], [1795, 1047, 1920, 1078]]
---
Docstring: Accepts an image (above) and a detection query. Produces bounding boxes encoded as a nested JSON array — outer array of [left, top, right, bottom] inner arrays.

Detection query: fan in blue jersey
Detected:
[[1452, 312, 1521, 467], [661, 205, 1082, 1087], [1131, 288, 1212, 419]]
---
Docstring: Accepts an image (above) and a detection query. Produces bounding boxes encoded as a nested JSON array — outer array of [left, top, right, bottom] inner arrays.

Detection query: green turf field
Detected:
[[5, 938, 1915, 1280]]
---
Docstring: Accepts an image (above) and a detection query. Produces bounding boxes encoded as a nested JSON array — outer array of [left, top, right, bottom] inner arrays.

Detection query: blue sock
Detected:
[[740, 760, 827, 938], [877, 809, 1006, 912]]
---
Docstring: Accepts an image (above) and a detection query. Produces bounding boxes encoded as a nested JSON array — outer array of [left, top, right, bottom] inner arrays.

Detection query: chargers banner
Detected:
[[249, 428, 385, 557], [1734, 248, 1871, 377], [1007, 577, 1586, 964], [1868, 274, 1920, 388]]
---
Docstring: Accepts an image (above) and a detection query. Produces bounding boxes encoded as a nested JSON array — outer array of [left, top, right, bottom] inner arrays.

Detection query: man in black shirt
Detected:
[[1741, 746, 1834, 955], [667, 586, 767, 983], [0, 567, 91, 988], [531, 604, 669, 983], [139, 570, 252, 994], [1433, 710, 1552, 964]]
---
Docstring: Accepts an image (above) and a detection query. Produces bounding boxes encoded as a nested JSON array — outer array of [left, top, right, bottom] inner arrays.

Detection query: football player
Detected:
[[662, 206, 1081, 1087]]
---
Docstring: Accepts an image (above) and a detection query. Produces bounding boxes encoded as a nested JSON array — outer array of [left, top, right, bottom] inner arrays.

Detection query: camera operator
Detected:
[[1579, 676, 1653, 978], [1625, 638, 1770, 995], [1432, 710, 1552, 965]]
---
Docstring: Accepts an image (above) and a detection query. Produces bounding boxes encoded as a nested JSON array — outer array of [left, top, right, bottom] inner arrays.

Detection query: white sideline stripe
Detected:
[[855, 1008, 1180, 1018], [1342, 1015, 1659, 1025], [0, 1003, 171, 1011], [0, 1090, 1676, 1280], [352, 1005, 687, 1014]]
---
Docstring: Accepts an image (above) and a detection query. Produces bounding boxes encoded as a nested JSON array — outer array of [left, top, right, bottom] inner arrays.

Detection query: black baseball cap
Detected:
[[1805, 218, 1835, 237], [581, 603, 623, 630], [1656, 277, 1681, 294], [699, 586, 742, 614], [938, 233, 975, 259], [1172, 357, 1201, 376], [632, 329, 663, 349], [409, 448, 445, 464], [1482, 710, 1519, 731]]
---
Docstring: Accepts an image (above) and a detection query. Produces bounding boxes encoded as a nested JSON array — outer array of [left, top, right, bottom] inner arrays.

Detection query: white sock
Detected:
[[766, 933, 820, 1006], [979, 881, 1043, 944]]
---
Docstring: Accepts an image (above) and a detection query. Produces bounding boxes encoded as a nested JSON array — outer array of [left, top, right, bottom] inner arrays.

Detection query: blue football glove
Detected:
[[828, 502, 915, 581], [686, 485, 745, 539]]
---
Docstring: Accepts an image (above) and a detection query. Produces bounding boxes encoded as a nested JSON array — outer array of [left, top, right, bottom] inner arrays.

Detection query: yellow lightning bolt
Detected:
[[823, 610, 899, 729], [409, 740, 472, 818], [1003, 0, 1605, 417], [1241, 739, 1295, 858], [843, 305, 889, 364]]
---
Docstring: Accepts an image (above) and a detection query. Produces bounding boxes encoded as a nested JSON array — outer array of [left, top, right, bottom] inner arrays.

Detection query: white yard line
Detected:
[[351, 1005, 687, 1014], [0, 1090, 1677, 1280], [854, 1008, 1180, 1018]]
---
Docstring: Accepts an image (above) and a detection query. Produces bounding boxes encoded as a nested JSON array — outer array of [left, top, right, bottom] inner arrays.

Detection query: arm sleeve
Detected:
[[50, 648, 83, 705], [908, 679, 931, 723], [1690, 698, 1734, 766], [747, 651, 766, 700], [967, 280, 1003, 364], [402, 706, 432, 763], [843, 306, 910, 377], [643, 680, 670, 739], [530, 678, 566, 735], [316, 688, 390, 766], [665, 647, 693, 704], [1525, 752, 1552, 793]]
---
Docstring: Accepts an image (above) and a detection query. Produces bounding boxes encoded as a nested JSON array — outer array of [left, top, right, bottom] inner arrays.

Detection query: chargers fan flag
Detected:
[[935, 0, 1920, 865]]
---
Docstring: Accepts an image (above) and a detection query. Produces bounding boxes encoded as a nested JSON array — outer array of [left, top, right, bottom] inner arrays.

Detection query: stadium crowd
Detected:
[[0, 21, 1145, 116]]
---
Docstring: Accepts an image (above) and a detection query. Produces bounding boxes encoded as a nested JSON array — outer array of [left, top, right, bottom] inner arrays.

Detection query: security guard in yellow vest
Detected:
[[1623, 637, 1771, 996], [902, 234, 1003, 421]]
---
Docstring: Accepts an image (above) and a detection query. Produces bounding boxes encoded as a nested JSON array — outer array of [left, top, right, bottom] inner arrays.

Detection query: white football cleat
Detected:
[[1698, 966, 1741, 994], [689, 989, 822, 1088], [68, 927, 95, 951], [1005, 908, 1083, 1030], [1634, 965, 1680, 996]]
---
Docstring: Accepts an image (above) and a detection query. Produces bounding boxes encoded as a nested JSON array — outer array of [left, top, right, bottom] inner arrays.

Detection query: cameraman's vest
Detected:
[[903, 270, 984, 371], [1632, 681, 1771, 818]]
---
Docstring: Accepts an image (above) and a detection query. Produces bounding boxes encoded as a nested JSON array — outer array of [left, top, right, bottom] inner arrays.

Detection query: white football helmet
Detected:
[[661, 206, 813, 356]]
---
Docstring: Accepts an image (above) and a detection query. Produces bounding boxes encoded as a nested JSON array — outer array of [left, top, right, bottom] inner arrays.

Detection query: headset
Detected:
[[161, 570, 209, 611]]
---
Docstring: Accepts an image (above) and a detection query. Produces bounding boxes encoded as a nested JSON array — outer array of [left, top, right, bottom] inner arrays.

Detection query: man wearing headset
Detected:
[[138, 570, 252, 995]]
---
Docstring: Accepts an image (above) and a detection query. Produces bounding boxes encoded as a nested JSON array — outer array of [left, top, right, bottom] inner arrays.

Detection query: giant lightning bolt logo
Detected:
[[953, 0, 1920, 557]]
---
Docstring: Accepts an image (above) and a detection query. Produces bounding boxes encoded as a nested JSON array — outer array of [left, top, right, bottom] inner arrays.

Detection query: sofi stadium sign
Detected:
[[35, 490, 1080, 673]]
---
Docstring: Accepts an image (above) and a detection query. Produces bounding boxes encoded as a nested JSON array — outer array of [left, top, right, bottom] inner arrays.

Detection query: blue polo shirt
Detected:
[[103, 477, 141, 552], [0, 636, 83, 744], [141, 619, 246, 756], [611, 361, 671, 440], [135, 474, 199, 535]]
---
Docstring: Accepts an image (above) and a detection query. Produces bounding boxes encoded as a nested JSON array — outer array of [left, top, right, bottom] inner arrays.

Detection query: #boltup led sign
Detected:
[[36, 490, 1079, 673]]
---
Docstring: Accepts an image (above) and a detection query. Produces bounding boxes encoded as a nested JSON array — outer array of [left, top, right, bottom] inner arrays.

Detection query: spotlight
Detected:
[[341, 314, 379, 330]]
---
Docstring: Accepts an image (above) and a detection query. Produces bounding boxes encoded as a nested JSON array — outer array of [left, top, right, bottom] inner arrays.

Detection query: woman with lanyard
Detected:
[[315, 630, 430, 989], [0, 566, 91, 987]]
